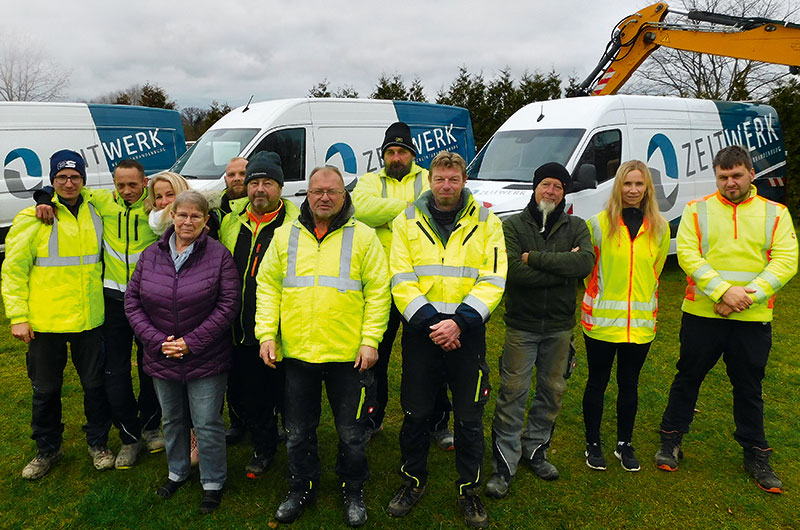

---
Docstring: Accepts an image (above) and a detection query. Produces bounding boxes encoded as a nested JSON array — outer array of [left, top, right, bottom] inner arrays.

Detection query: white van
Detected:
[[0, 102, 186, 249], [172, 98, 475, 201], [467, 95, 786, 246]]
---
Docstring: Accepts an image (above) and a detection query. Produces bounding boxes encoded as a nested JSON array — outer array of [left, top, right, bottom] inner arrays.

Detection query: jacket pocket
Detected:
[[473, 361, 492, 405], [355, 369, 377, 423], [563, 338, 577, 379]]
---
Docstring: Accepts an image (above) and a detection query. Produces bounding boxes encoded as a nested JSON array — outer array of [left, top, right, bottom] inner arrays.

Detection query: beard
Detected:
[[537, 199, 556, 233], [385, 159, 412, 180]]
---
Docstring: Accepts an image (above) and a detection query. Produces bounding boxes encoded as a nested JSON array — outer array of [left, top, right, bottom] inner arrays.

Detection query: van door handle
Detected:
[[295, 189, 307, 196]]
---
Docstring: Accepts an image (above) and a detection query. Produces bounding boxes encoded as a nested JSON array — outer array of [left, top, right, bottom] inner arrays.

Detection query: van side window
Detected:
[[575, 129, 622, 184], [250, 128, 305, 182]]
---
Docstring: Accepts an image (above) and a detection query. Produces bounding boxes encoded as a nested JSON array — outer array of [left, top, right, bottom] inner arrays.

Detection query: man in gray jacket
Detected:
[[487, 162, 594, 498]]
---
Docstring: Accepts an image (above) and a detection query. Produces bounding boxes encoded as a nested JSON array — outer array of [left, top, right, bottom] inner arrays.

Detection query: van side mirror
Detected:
[[571, 164, 597, 192]]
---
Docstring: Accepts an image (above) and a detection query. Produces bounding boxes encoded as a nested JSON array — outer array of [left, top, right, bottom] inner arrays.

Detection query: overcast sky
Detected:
[[10, 1, 661, 109]]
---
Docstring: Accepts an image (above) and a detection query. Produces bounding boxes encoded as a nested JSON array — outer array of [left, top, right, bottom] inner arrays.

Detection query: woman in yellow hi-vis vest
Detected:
[[580, 160, 669, 472]]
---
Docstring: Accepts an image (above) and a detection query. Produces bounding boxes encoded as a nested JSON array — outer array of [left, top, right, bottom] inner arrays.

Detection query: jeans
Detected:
[[398, 324, 490, 493], [660, 313, 771, 449], [491, 326, 574, 477], [26, 328, 111, 452], [582, 334, 650, 444], [283, 358, 372, 491], [153, 373, 228, 490]]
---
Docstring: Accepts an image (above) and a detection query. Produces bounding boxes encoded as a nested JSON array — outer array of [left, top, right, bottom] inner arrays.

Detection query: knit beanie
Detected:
[[49, 150, 86, 183], [381, 122, 416, 157], [533, 162, 571, 192], [245, 151, 284, 186]]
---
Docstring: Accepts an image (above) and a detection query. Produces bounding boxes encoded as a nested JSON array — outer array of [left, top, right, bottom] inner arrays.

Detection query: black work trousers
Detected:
[[26, 327, 111, 452], [660, 313, 772, 449], [372, 304, 451, 431], [398, 323, 490, 494], [283, 358, 373, 491], [103, 297, 161, 444], [582, 334, 650, 444]]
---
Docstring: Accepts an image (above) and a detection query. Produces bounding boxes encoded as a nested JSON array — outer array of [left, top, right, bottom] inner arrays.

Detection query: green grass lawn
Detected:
[[0, 255, 798, 529]]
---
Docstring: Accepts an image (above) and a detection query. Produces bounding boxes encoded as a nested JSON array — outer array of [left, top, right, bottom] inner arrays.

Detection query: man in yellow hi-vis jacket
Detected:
[[255, 166, 390, 527], [2, 150, 113, 480], [386, 151, 507, 529], [656, 145, 797, 494]]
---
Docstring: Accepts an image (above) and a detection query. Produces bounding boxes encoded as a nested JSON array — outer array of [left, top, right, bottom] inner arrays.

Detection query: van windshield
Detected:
[[171, 128, 259, 179], [468, 129, 585, 182]]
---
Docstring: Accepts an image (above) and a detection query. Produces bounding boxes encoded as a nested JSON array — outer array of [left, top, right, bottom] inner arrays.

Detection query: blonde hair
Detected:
[[144, 171, 190, 214], [430, 151, 467, 179], [605, 160, 666, 239]]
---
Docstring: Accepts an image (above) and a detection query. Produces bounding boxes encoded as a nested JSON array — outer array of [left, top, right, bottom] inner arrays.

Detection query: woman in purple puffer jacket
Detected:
[[125, 190, 240, 515]]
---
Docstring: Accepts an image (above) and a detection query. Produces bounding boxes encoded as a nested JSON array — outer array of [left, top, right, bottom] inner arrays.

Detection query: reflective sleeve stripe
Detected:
[[34, 205, 103, 267], [475, 275, 506, 289], [103, 240, 142, 265], [462, 294, 490, 320], [478, 206, 489, 222], [695, 201, 709, 257], [589, 217, 604, 251], [403, 295, 431, 321], [414, 173, 422, 199], [413, 264, 479, 279], [282, 225, 361, 292], [103, 278, 127, 292], [381, 178, 388, 199], [405, 205, 416, 220], [690, 263, 714, 283], [391, 272, 419, 289], [589, 217, 605, 292], [431, 301, 461, 314], [763, 202, 777, 262], [717, 270, 759, 283]]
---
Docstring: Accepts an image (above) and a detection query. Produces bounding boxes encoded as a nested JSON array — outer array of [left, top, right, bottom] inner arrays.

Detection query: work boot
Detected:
[[115, 439, 142, 469], [199, 488, 223, 514], [432, 426, 455, 451], [88, 445, 115, 470], [585, 442, 606, 471], [524, 447, 559, 481], [485, 473, 511, 498], [21, 449, 63, 480], [743, 447, 783, 494], [142, 429, 166, 453], [342, 487, 368, 527], [387, 484, 425, 517], [654, 431, 683, 472], [245, 450, 273, 479], [275, 489, 316, 523], [614, 441, 640, 472], [457, 492, 489, 529]]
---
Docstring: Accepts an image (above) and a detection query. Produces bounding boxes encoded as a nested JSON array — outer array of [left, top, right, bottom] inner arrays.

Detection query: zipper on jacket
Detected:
[[462, 225, 478, 246], [125, 207, 131, 281], [493, 247, 498, 273], [134, 214, 139, 241], [117, 212, 122, 238], [416, 221, 436, 245], [627, 236, 634, 342]]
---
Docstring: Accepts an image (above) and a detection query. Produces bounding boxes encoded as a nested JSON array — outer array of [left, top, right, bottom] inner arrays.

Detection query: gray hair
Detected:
[[172, 190, 209, 216]]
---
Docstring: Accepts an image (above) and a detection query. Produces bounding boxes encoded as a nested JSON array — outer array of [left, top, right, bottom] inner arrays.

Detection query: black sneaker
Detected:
[[614, 442, 640, 472], [386, 484, 425, 517], [743, 447, 783, 494], [585, 443, 607, 471], [275, 489, 316, 523], [343, 488, 368, 527], [245, 451, 273, 479], [654, 431, 683, 472], [198, 488, 223, 514], [457, 493, 489, 529]]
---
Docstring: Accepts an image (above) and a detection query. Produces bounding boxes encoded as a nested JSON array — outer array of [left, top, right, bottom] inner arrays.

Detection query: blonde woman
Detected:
[[581, 160, 669, 472], [145, 172, 190, 235]]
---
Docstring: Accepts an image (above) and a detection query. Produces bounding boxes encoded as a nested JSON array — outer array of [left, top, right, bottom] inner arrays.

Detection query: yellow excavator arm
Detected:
[[572, 2, 800, 96]]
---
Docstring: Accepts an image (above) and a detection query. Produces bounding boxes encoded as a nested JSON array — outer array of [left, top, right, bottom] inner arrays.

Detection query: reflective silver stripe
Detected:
[[478, 206, 489, 222], [413, 173, 422, 198], [760, 270, 783, 291], [284, 225, 303, 287], [475, 275, 506, 289], [34, 204, 103, 267], [414, 264, 479, 279], [103, 240, 142, 265], [403, 295, 430, 321], [703, 274, 724, 295], [763, 202, 777, 262], [391, 272, 419, 289], [283, 276, 316, 288], [318, 276, 361, 291], [283, 225, 360, 292], [430, 301, 461, 315], [718, 270, 758, 283], [591, 299, 656, 312], [104, 278, 127, 292], [589, 216, 604, 292], [405, 205, 416, 220], [381, 178, 388, 199], [695, 201, 709, 257], [690, 263, 714, 283], [582, 315, 656, 330], [462, 294, 490, 320], [589, 216, 604, 250]]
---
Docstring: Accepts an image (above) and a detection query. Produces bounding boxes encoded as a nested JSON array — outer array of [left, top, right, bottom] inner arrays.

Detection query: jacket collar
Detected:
[[715, 184, 757, 207], [297, 192, 355, 239], [379, 161, 425, 181]]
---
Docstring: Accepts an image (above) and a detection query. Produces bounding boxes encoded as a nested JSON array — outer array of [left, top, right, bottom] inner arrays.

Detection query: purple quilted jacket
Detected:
[[125, 225, 240, 382]]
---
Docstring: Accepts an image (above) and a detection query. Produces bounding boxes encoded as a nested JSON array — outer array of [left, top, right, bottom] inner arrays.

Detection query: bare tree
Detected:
[[0, 38, 70, 101], [626, 0, 798, 100]]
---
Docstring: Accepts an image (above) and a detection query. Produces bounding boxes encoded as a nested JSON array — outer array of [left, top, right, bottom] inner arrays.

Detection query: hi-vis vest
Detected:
[[90, 189, 157, 295], [390, 191, 507, 323], [352, 163, 429, 257], [2, 189, 105, 332], [254, 217, 390, 364], [581, 210, 669, 344], [677, 186, 797, 322]]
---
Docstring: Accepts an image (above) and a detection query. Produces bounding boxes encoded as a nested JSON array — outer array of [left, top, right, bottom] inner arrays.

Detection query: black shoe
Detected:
[[458, 493, 489, 529], [743, 447, 783, 494], [654, 431, 683, 472], [343, 489, 368, 527], [614, 441, 640, 472], [585, 442, 607, 471], [225, 425, 245, 446], [386, 484, 425, 517], [156, 478, 189, 499], [524, 447, 559, 480], [275, 489, 316, 523], [199, 488, 223, 514], [245, 451, 273, 479]]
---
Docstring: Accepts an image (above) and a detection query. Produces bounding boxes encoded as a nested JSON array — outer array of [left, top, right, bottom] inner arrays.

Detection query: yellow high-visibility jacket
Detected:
[[582, 210, 670, 343], [254, 213, 391, 363], [352, 163, 429, 257], [390, 190, 507, 325], [2, 189, 105, 332], [677, 186, 797, 321]]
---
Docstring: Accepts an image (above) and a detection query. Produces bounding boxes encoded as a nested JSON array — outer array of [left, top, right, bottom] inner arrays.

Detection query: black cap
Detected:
[[533, 162, 570, 192], [381, 122, 416, 157], [245, 151, 284, 186]]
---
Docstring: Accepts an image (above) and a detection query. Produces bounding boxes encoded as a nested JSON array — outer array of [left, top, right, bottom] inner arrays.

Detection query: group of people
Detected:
[[2, 120, 796, 528]]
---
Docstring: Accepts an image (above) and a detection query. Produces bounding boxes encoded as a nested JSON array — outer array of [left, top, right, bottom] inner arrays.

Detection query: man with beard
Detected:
[[486, 162, 594, 498], [207, 157, 248, 241], [352, 122, 453, 448]]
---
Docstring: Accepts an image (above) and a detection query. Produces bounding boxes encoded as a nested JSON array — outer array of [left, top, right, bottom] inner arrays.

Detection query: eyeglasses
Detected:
[[174, 212, 206, 224], [53, 175, 83, 184], [308, 189, 345, 198]]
